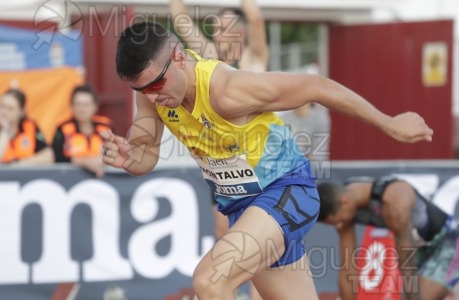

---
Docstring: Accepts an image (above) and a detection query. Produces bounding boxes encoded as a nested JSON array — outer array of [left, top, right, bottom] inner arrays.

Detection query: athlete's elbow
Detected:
[[124, 156, 158, 176], [300, 74, 338, 105], [126, 168, 153, 177]]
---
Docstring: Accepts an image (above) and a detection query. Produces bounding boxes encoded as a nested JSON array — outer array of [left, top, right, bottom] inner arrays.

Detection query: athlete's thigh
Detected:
[[251, 254, 318, 300], [212, 204, 229, 240], [194, 206, 285, 289], [419, 276, 449, 300]]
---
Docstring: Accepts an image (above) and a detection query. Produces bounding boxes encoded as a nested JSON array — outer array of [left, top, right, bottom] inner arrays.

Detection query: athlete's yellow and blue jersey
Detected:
[[156, 50, 315, 207]]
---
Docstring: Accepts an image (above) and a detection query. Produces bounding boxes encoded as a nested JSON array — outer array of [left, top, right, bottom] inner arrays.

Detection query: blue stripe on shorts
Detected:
[[217, 163, 320, 267]]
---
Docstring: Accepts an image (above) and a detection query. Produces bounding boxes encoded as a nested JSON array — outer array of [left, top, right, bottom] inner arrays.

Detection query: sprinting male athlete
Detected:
[[102, 22, 433, 299], [170, 2, 269, 298]]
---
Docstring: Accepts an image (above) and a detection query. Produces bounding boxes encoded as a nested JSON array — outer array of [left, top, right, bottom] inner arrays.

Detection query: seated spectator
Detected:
[[0, 89, 53, 165], [52, 85, 111, 177]]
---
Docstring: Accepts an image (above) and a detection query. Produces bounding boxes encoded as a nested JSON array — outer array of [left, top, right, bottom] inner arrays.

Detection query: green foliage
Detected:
[[279, 23, 318, 44]]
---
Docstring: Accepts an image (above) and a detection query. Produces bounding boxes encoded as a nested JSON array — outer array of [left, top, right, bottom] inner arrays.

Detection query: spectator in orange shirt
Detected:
[[0, 89, 53, 165], [52, 85, 111, 177]]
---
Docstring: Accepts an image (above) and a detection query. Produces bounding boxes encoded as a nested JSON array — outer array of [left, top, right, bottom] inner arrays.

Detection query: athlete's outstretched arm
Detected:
[[102, 92, 164, 176], [169, 0, 218, 59], [220, 70, 433, 143], [241, 0, 269, 67]]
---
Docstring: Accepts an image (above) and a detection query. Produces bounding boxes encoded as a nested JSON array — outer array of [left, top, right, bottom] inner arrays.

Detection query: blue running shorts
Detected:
[[217, 163, 320, 267]]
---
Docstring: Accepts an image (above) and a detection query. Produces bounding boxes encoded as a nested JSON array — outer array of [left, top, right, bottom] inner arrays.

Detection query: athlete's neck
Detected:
[[181, 59, 198, 113]]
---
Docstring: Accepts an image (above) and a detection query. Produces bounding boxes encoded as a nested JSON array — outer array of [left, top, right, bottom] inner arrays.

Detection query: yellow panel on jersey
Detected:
[[156, 50, 309, 205]]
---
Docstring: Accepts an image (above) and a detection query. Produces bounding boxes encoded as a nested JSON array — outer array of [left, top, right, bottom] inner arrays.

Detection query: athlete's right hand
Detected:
[[100, 130, 131, 169], [386, 112, 433, 143]]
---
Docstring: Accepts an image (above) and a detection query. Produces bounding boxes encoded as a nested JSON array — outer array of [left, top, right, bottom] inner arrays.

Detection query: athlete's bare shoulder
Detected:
[[208, 63, 236, 110], [207, 64, 259, 123]]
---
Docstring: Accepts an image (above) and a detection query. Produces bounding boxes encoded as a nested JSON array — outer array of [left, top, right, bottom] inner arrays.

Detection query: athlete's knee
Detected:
[[192, 273, 217, 298], [192, 265, 234, 298]]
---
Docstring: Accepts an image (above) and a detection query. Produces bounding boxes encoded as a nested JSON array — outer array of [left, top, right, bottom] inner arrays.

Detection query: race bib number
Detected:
[[193, 154, 262, 196]]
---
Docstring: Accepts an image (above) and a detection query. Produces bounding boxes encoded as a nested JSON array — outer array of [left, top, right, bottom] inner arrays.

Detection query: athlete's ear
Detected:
[[174, 49, 186, 69]]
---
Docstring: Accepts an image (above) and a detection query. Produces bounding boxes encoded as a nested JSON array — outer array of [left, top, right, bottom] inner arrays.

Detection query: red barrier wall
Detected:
[[329, 20, 454, 159]]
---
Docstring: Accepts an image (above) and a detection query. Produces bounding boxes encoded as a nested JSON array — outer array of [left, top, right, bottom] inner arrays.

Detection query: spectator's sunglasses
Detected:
[[130, 43, 178, 94]]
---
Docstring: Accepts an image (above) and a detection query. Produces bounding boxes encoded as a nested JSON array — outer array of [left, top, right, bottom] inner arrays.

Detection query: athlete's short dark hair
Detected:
[[116, 22, 176, 81], [71, 84, 97, 104], [317, 182, 344, 221]]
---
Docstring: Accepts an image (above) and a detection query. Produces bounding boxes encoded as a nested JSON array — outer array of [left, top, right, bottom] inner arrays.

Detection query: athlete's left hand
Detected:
[[386, 112, 433, 143]]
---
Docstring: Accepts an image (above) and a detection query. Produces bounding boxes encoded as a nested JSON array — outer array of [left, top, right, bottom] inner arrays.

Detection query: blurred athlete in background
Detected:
[[318, 176, 459, 300]]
